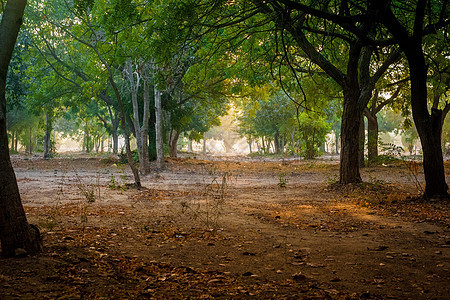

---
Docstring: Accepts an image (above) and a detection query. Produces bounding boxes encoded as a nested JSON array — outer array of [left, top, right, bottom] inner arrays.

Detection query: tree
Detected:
[[44, 0, 142, 186], [0, 0, 41, 256], [364, 84, 403, 162], [124, 60, 151, 174], [369, 0, 449, 197], [188, 0, 401, 182], [297, 111, 331, 159]]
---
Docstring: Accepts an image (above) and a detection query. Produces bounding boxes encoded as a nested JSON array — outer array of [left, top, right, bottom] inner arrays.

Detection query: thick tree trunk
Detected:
[[0, 0, 41, 256], [339, 89, 363, 184], [409, 52, 447, 197], [155, 87, 164, 169], [169, 129, 180, 158], [366, 111, 379, 162], [112, 130, 118, 154], [372, 0, 448, 197]]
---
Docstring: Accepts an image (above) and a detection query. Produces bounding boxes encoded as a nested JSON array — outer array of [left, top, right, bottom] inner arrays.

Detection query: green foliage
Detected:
[[296, 112, 330, 159], [277, 173, 289, 188]]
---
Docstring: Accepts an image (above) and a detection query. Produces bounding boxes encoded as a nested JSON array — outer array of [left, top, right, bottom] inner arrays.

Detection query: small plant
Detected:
[[382, 143, 423, 194], [108, 174, 117, 189], [178, 167, 232, 230], [73, 169, 100, 203], [38, 205, 60, 231], [80, 205, 88, 224], [78, 182, 96, 203], [325, 174, 339, 186], [278, 173, 289, 187], [107, 174, 129, 192]]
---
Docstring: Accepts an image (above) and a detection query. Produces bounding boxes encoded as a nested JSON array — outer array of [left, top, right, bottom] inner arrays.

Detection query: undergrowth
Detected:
[[178, 165, 232, 230]]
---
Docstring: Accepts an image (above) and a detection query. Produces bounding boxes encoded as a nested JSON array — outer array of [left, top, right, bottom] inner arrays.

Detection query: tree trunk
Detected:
[[409, 50, 447, 197], [262, 137, 266, 153], [112, 131, 118, 154], [188, 139, 193, 152], [203, 135, 206, 154], [366, 110, 379, 162], [340, 89, 363, 184], [14, 131, 18, 152], [44, 112, 52, 159], [148, 113, 157, 161], [0, 0, 41, 256], [28, 127, 32, 154], [105, 103, 120, 154], [140, 72, 150, 174], [84, 128, 90, 153], [358, 115, 365, 168], [274, 131, 280, 153], [155, 87, 164, 169], [10, 130, 14, 151], [372, 0, 448, 197], [335, 130, 340, 154], [89, 45, 140, 187], [248, 138, 252, 153], [169, 129, 180, 158], [126, 60, 150, 175]]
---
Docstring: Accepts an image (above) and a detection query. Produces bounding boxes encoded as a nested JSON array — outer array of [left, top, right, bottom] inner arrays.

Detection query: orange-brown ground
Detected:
[[0, 154, 449, 299]]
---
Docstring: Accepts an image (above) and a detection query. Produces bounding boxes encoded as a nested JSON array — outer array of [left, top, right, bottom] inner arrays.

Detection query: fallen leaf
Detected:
[[368, 246, 388, 251]]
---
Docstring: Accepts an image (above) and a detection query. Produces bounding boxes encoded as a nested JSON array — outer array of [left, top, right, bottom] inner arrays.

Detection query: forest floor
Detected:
[[1, 153, 449, 299]]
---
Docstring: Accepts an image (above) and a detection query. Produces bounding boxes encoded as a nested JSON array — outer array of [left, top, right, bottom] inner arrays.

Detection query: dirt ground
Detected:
[[1, 153, 449, 299]]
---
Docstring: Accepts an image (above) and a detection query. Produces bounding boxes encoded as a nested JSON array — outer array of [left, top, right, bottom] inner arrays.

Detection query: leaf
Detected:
[[292, 273, 306, 281], [368, 246, 388, 251]]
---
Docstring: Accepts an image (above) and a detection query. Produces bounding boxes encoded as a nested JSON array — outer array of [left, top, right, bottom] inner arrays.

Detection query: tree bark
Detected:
[[109, 108, 119, 154], [274, 130, 280, 154], [140, 71, 150, 173], [0, 0, 41, 256], [155, 87, 164, 169], [28, 127, 32, 154], [14, 130, 18, 152], [203, 134, 206, 154], [375, 0, 448, 197], [340, 88, 363, 183], [10, 130, 14, 151], [335, 130, 339, 154], [410, 53, 447, 197], [358, 115, 365, 168], [365, 110, 379, 162], [126, 60, 150, 175], [43, 111, 52, 159], [148, 111, 157, 161], [169, 129, 180, 158]]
